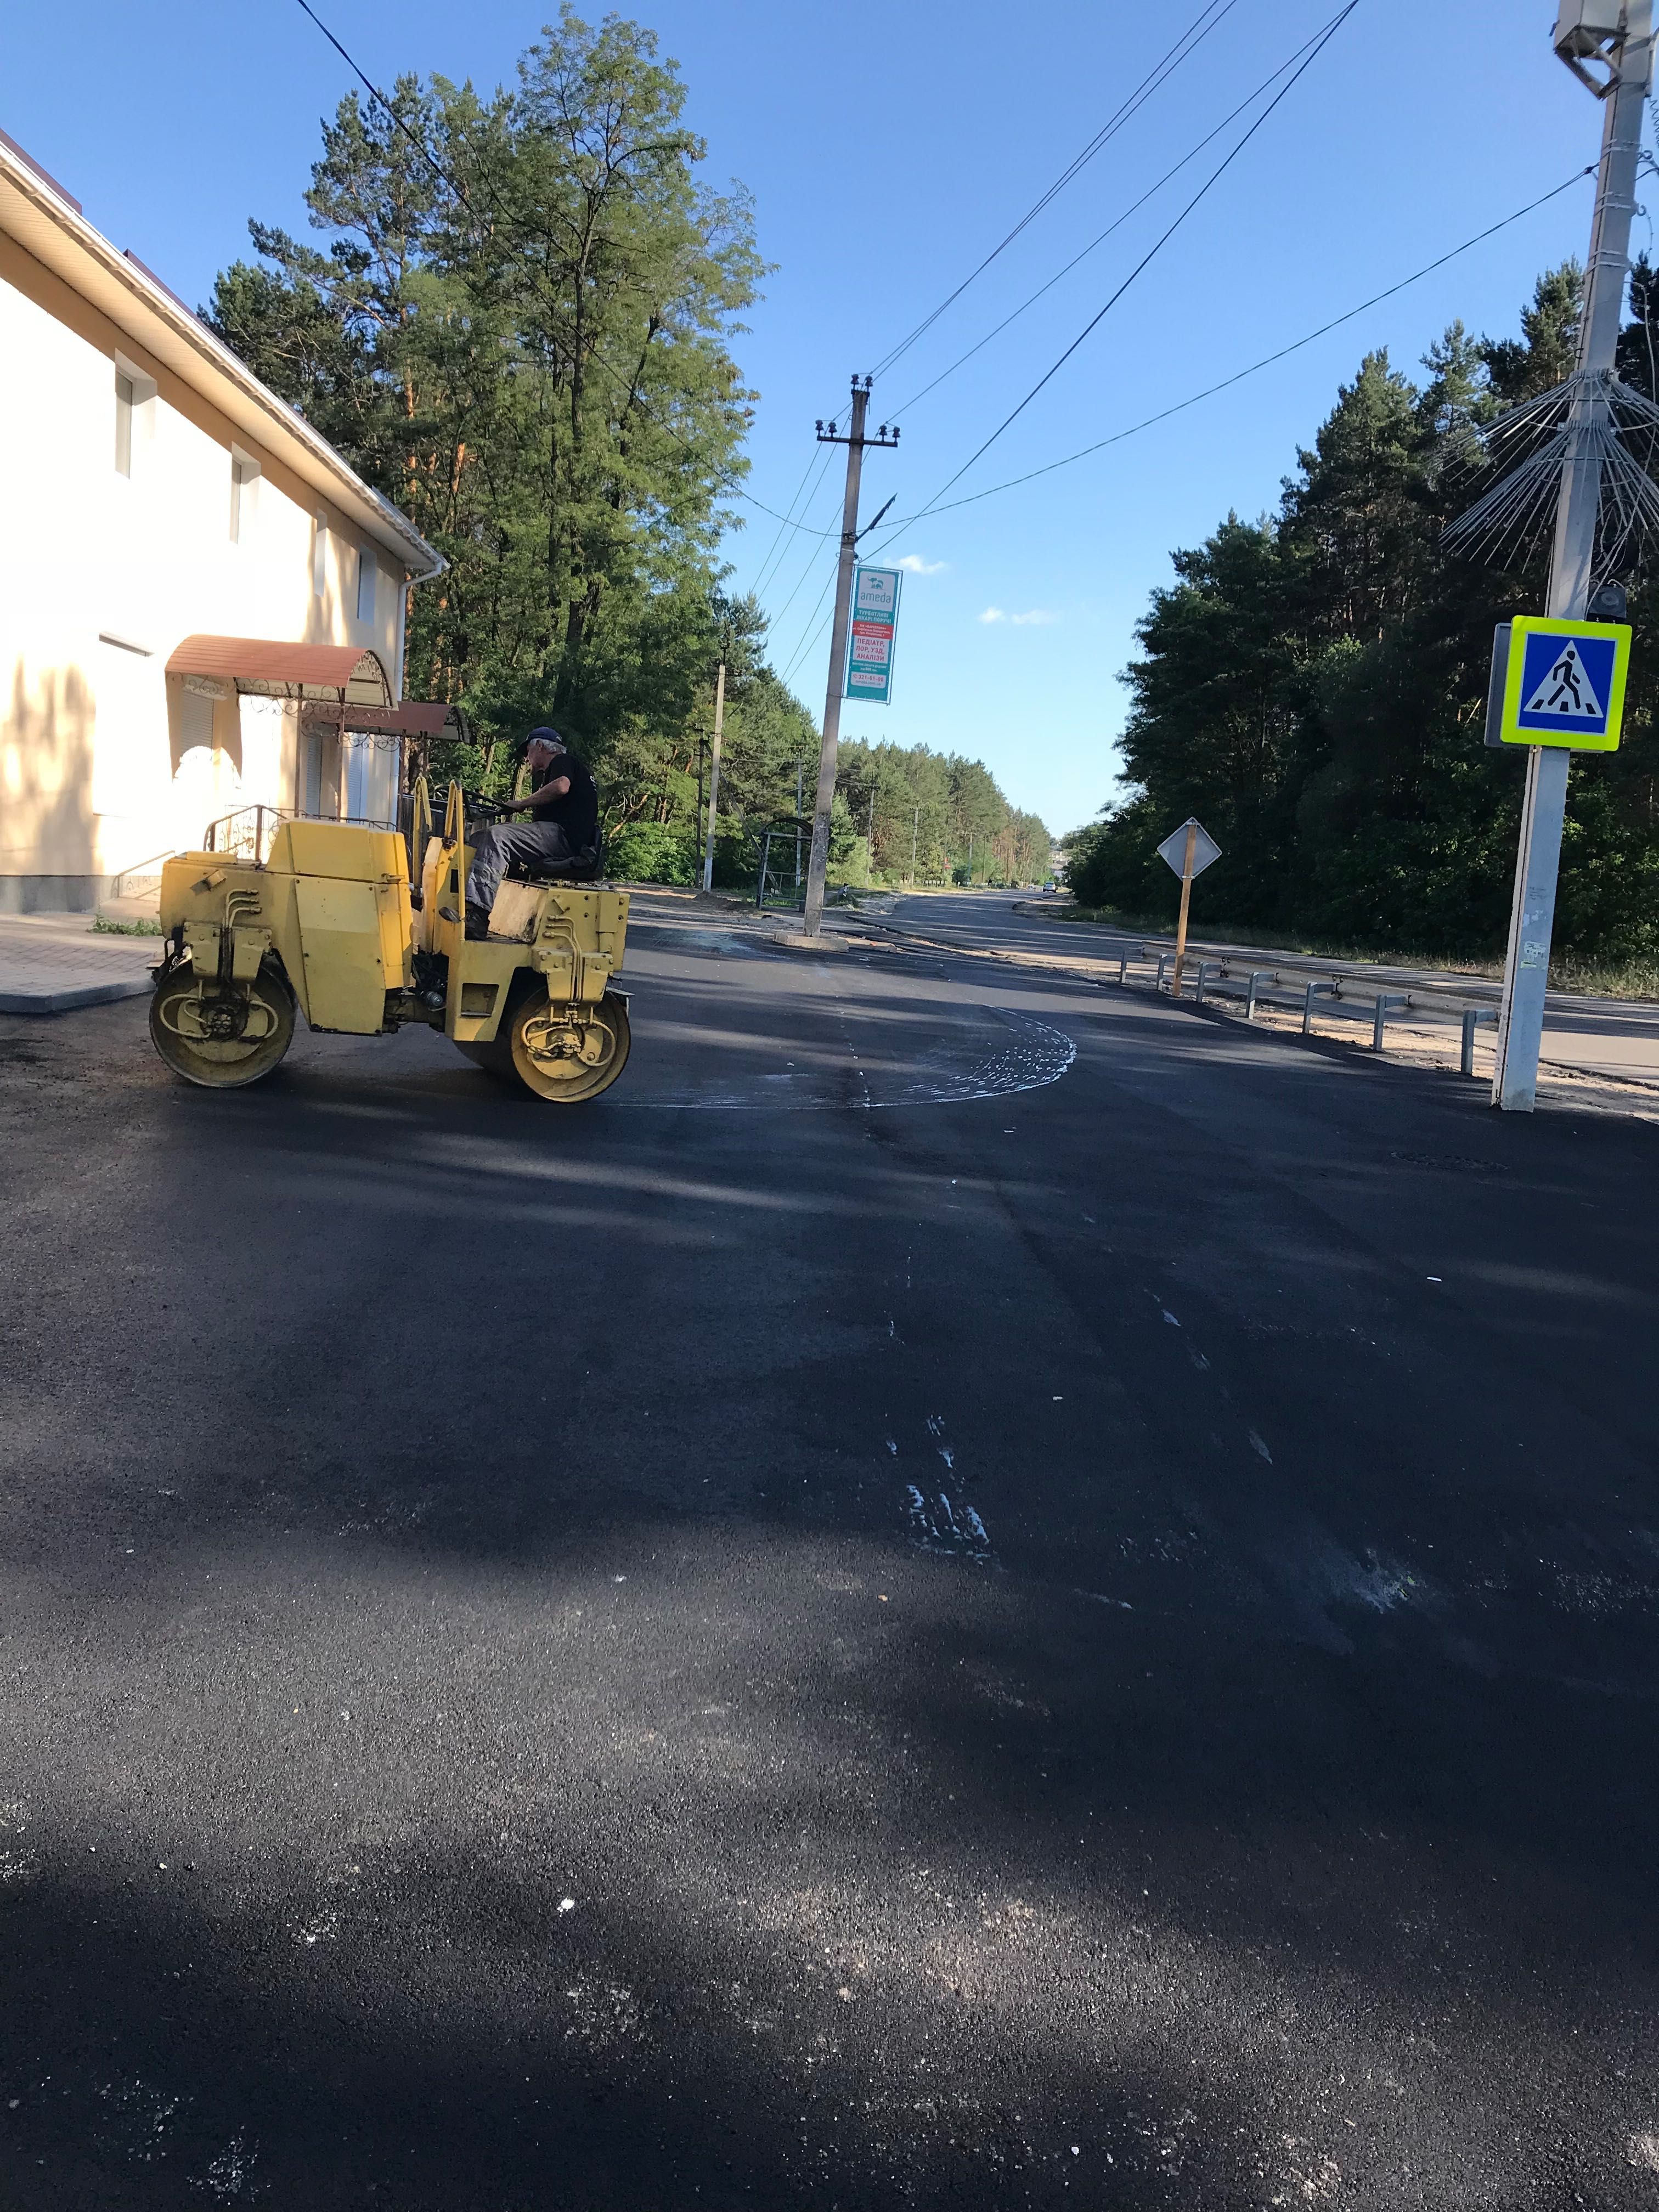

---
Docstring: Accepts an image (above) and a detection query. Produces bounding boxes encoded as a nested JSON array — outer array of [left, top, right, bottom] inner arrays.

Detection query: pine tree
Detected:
[[1480, 261, 1584, 403]]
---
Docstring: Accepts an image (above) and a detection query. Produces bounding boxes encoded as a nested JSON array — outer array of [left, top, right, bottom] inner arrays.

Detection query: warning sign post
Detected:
[[1155, 817, 1221, 1000]]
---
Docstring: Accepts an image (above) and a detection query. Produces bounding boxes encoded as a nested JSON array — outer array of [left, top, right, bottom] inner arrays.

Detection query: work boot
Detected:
[[464, 901, 493, 940]]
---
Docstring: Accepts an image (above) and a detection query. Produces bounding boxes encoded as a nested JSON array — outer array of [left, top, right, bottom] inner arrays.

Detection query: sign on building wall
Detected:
[[845, 565, 902, 705]]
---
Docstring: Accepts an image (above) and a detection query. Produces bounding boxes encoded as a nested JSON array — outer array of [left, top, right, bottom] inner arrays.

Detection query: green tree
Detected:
[[1480, 261, 1583, 403], [207, 9, 762, 810], [1070, 259, 1659, 961]]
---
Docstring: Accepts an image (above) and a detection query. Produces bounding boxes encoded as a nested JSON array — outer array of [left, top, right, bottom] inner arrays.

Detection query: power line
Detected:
[[748, 443, 837, 598], [748, 448, 827, 596], [868, 0, 1245, 383], [887, 11, 1348, 422], [775, 550, 841, 684], [899, 0, 1361, 529], [781, 597, 836, 690], [867, 166, 1595, 533], [290, 0, 836, 540], [292, 0, 456, 193]]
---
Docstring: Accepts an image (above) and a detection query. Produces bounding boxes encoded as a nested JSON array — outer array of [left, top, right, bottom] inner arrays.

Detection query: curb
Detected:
[[770, 932, 848, 955], [0, 977, 153, 1015]]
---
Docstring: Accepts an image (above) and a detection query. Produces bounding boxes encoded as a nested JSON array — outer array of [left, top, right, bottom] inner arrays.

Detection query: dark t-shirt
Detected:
[[533, 751, 598, 851]]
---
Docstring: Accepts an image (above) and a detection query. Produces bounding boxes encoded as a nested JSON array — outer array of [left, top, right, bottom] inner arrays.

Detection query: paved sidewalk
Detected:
[[0, 913, 158, 1014]]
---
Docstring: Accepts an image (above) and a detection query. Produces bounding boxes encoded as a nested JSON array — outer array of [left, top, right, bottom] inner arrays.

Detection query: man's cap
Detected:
[[526, 725, 566, 752]]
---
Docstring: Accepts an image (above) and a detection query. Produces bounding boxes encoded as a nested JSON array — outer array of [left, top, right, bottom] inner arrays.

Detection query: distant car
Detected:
[[1043, 879, 1056, 892]]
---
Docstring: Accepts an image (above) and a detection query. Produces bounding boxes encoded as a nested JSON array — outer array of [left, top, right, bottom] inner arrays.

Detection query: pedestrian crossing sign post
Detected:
[[1486, 615, 1632, 752]]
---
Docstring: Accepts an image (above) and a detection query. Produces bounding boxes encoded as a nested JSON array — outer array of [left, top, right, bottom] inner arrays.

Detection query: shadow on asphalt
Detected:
[[4, 958, 1659, 2207]]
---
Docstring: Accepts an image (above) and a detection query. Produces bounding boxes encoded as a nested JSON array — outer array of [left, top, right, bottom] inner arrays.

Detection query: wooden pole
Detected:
[[1170, 821, 1197, 997]]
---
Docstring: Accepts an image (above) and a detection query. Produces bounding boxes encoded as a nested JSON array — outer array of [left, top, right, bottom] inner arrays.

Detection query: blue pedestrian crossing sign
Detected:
[[1494, 615, 1631, 752]]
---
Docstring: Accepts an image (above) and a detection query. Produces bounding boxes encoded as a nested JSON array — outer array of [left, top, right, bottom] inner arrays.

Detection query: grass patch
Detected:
[[93, 915, 165, 937], [1040, 903, 1659, 1002]]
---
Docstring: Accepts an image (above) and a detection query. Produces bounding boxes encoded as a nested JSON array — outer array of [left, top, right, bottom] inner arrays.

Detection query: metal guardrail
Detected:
[[1120, 943, 1498, 1079], [108, 848, 179, 899], [202, 804, 292, 863], [1461, 1005, 1498, 1076], [201, 804, 401, 865]]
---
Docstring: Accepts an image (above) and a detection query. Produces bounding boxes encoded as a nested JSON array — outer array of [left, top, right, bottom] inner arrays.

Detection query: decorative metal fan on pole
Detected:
[[1444, 2, 1655, 1110]]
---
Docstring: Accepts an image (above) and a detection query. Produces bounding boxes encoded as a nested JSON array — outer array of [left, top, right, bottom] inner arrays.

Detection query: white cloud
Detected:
[[978, 606, 1057, 627], [896, 554, 947, 574], [977, 607, 1006, 624]]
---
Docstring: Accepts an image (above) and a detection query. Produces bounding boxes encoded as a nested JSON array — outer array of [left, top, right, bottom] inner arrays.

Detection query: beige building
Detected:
[[0, 126, 444, 912]]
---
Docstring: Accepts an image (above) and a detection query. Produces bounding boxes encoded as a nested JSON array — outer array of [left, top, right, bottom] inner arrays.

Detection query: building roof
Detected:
[[0, 132, 443, 582]]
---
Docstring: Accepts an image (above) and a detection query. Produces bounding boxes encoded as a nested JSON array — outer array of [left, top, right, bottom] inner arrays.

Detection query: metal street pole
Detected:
[[910, 805, 919, 885], [700, 657, 726, 894], [1492, 1, 1652, 1109], [801, 377, 899, 938], [794, 758, 803, 891]]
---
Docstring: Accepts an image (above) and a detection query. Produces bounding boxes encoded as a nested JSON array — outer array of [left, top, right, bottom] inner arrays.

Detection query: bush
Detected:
[[606, 821, 699, 885]]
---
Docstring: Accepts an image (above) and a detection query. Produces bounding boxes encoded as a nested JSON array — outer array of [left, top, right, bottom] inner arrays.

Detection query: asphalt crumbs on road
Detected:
[[1, 910, 1657, 2209]]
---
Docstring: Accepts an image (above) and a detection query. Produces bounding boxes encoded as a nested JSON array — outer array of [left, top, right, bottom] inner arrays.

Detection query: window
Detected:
[[228, 449, 261, 543], [115, 373, 134, 475], [301, 725, 324, 818], [356, 548, 377, 626], [114, 358, 156, 476], [313, 515, 328, 599]]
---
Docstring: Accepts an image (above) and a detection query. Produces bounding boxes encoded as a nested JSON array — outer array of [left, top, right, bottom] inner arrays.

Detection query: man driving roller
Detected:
[[464, 727, 599, 937]]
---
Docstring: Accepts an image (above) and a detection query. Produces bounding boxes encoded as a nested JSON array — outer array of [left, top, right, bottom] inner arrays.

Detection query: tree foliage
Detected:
[[207, 11, 1051, 883], [208, 9, 762, 799], [1069, 262, 1659, 958], [837, 742, 1052, 886]]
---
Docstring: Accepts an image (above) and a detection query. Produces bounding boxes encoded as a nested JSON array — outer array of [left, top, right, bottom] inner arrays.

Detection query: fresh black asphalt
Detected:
[[2, 894, 1657, 2208]]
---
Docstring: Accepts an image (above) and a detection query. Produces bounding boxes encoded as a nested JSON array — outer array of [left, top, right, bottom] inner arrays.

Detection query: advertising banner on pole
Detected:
[[845, 565, 902, 704]]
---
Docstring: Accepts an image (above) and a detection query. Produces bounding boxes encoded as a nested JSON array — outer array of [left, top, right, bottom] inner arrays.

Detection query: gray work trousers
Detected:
[[465, 820, 573, 913]]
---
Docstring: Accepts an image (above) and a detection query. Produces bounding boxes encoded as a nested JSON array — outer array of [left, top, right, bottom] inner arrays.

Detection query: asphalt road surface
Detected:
[[889, 889, 1659, 1088], [3, 895, 1658, 2210]]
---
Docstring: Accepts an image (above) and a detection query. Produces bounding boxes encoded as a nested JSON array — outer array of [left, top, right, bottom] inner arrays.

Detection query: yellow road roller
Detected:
[[147, 780, 631, 1101]]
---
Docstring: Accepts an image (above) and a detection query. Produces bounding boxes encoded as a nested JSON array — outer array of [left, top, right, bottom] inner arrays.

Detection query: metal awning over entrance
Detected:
[[168, 635, 390, 710], [163, 636, 469, 741], [166, 637, 470, 855]]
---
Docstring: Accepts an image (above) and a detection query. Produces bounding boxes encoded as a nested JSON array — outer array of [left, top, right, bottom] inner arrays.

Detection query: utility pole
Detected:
[[801, 376, 900, 938], [866, 789, 876, 885], [700, 654, 727, 894], [794, 757, 803, 891], [1492, 0, 1652, 1109]]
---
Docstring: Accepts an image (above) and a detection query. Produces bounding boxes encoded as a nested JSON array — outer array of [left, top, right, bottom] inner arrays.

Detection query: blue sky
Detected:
[[0, 0, 1610, 832]]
